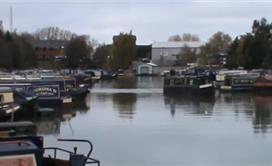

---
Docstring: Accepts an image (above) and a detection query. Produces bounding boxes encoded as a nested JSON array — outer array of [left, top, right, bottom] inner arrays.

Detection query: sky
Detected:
[[0, 0, 272, 44]]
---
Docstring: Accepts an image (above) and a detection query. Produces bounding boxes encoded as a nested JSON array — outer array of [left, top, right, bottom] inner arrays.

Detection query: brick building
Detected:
[[32, 40, 68, 60]]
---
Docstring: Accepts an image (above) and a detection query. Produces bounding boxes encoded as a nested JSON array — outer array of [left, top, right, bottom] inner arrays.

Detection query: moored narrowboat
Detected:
[[163, 74, 215, 96], [220, 74, 258, 91], [254, 74, 272, 94], [0, 136, 100, 166]]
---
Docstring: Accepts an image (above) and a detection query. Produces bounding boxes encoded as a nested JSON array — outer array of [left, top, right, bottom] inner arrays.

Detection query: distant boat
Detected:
[[163, 74, 215, 96], [219, 74, 258, 91], [215, 69, 248, 89]]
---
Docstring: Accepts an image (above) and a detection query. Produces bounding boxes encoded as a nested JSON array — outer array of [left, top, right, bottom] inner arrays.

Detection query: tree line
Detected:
[[167, 18, 272, 69], [1, 18, 272, 71], [0, 31, 37, 70], [0, 27, 94, 70]]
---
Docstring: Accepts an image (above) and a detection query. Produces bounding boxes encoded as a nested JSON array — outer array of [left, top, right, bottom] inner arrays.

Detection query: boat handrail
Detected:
[[43, 138, 100, 166]]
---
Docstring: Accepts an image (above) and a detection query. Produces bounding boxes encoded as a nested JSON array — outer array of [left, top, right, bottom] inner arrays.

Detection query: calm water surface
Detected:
[[42, 76, 272, 165]]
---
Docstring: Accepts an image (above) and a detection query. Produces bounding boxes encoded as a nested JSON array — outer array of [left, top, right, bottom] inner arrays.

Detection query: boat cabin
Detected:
[[220, 75, 257, 91], [0, 87, 14, 105]]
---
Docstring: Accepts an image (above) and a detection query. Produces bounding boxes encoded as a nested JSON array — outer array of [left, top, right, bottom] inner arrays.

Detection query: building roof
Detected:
[[139, 62, 158, 67], [152, 41, 205, 48]]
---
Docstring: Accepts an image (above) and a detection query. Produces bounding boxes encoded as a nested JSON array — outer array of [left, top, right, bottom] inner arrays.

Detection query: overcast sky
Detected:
[[0, 0, 271, 44]]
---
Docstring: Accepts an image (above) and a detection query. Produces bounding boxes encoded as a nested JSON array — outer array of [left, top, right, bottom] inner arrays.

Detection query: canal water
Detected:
[[42, 76, 272, 165]]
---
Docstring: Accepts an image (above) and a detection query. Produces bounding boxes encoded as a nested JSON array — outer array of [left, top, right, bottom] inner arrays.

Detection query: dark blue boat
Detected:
[[0, 136, 100, 166], [27, 84, 62, 107], [163, 75, 215, 96]]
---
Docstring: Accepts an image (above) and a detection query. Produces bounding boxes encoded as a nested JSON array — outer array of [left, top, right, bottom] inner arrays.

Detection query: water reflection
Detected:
[[71, 97, 90, 114], [218, 92, 254, 119], [253, 95, 272, 133], [113, 75, 136, 89], [218, 92, 272, 133], [112, 93, 137, 119], [136, 77, 163, 88], [34, 117, 61, 135], [164, 94, 215, 117]]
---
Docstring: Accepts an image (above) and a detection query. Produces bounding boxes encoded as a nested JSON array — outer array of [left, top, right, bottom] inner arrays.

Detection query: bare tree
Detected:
[[35, 26, 76, 40], [168, 33, 200, 42]]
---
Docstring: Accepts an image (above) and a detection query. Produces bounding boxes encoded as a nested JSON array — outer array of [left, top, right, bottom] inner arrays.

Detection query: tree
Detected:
[[175, 44, 197, 66], [0, 31, 37, 69], [227, 18, 272, 69], [168, 34, 182, 41], [35, 26, 76, 41], [203, 31, 232, 66], [196, 46, 208, 67], [92, 44, 111, 68], [110, 31, 136, 70], [205, 31, 232, 56], [168, 33, 200, 42], [65, 36, 92, 69]]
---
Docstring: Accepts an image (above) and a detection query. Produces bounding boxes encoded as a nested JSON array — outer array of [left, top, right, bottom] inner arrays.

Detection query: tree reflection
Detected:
[[113, 75, 136, 89], [164, 94, 215, 117], [111, 76, 137, 118], [112, 93, 137, 119]]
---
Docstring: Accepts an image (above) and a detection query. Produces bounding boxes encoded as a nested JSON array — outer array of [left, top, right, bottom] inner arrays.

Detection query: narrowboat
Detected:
[[0, 136, 100, 166], [0, 87, 20, 119], [254, 74, 272, 94], [215, 70, 248, 89], [0, 74, 84, 106], [163, 74, 215, 96], [219, 74, 258, 91]]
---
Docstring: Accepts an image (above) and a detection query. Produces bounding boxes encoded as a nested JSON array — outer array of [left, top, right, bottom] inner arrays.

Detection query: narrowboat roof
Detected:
[[168, 74, 208, 78], [0, 87, 12, 93]]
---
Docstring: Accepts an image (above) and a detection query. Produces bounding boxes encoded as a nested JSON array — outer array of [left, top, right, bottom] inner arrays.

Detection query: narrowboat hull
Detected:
[[254, 76, 272, 95], [164, 84, 215, 96]]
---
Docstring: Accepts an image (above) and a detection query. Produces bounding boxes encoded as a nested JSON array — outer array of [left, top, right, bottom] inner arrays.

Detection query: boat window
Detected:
[[198, 78, 205, 85], [164, 79, 170, 85], [233, 79, 254, 84], [225, 77, 232, 86], [0, 95, 3, 103], [185, 78, 190, 85], [189, 79, 194, 85], [174, 78, 184, 85]]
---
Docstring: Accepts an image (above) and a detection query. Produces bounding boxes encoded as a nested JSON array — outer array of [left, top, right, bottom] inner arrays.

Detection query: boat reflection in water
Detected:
[[164, 94, 215, 117], [253, 95, 272, 133], [217, 92, 272, 133]]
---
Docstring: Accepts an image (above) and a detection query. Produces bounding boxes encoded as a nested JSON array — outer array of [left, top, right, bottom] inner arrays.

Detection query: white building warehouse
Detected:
[[151, 41, 204, 66]]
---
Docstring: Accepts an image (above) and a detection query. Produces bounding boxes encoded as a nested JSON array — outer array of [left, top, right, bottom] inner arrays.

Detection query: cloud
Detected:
[[0, 0, 272, 44]]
